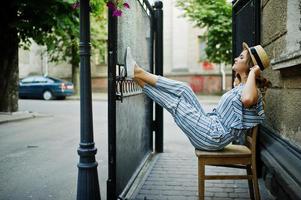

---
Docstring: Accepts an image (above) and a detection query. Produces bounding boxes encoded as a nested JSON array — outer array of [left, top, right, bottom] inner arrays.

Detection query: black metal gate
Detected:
[[232, 0, 261, 152], [232, 0, 260, 59], [107, 0, 163, 199]]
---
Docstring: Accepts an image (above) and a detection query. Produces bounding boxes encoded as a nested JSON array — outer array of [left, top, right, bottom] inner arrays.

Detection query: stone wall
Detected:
[[260, 0, 301, 199], [261, 0, 301, 148]]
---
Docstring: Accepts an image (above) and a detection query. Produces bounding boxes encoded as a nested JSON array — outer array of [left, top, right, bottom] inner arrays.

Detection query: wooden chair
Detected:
[[195, 126, 260, 200]]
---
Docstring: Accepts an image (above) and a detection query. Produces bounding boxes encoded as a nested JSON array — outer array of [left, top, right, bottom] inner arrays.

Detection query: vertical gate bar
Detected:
[[254, 0, 260, 45], [154, 1, 164, 153], [232, 0, 237, 86], [76, 0, 101, 199], [254, 0, 262, 177], [149, 8, 155, 151], [107, 6, 118, 200]]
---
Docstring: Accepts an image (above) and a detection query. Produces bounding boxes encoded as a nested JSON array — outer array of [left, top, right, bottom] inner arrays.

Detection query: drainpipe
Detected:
[[220, 63, 226, 92]]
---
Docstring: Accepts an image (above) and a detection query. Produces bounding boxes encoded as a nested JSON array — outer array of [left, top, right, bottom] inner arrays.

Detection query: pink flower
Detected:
[[106, 0, 130, 17], [106, 2, 116, 10], [112, 9, 122, 16], [123, 3, 130, 9]]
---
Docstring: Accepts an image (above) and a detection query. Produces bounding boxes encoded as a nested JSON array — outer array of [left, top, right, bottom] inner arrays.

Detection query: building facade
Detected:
[[19, 41, 72, 80], [163, 0, 232, 94], [18, 39, 107, 92]]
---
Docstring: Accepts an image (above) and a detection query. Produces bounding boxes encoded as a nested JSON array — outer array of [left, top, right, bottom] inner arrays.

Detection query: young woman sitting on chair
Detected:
[[124, 42, 270, 151]]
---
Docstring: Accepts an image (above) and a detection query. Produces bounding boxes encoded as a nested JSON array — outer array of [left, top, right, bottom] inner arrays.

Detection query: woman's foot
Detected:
[[124, 47, 137, 78], [133, 65, 143, 78]]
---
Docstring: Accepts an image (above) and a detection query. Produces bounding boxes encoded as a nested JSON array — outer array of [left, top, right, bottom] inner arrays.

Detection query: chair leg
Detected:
[[252, 164, 261, 200], [198, 159, 205, 200], [247, 165, 255, 200]]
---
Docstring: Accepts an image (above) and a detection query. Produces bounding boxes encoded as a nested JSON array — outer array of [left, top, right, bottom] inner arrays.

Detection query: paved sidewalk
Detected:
[[130, 152, 274, 200]]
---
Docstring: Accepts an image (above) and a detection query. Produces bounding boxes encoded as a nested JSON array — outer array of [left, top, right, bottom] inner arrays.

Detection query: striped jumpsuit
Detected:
[[142, 76, 265, 151]]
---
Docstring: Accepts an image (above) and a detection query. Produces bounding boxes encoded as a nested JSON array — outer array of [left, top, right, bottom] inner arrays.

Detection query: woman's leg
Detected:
[[134, 66, 227, 150], [133, 67, 178, 112], [134, 65, 206, 115], [142, 83, 180, 116], [134, 65, 158, 87], [134, 77, 146, 88], [155, 76, 206, 115], [143, 82, 222, 150]]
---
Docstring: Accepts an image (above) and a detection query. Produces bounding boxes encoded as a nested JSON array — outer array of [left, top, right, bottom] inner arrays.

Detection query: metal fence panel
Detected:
[[232, 0, 260, 58], [232, 0, 260, 85], [108, 0, 155, 199], [231, 0, 260, 143]]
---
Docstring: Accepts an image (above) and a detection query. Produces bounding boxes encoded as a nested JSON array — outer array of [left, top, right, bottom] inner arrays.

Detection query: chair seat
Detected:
[[195, 126, 260, 200], [195, 144, 251, 158]]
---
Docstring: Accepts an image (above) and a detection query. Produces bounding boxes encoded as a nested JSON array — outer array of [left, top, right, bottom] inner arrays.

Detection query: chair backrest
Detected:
[[245, 125, 259, 155]]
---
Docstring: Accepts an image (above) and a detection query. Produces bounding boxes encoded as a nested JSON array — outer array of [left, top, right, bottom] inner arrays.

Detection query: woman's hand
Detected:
[[250, 65, 261, 77], [241, 65, 260, 108]]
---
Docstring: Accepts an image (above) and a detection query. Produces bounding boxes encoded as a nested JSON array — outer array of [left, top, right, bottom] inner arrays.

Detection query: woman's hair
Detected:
[[235, 51, 272, 109], [244, 50, 272, 91]]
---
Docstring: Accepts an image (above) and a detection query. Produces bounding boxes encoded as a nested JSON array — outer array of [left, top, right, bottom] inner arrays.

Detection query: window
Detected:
[[198, 36, 207, 61], [21, 77, 35, 83], [47, 76, 61, 83], [35, 77, 48, 83]]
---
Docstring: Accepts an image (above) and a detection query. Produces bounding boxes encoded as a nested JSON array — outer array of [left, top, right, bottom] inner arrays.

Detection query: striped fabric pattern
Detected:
[[212, 83, 265, 132], [142, 76, 265, 151]]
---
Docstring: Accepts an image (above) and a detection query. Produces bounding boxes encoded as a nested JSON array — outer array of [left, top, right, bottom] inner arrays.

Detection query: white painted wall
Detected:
[[162, 0, 226, 75], [19, 40, 72, 79]]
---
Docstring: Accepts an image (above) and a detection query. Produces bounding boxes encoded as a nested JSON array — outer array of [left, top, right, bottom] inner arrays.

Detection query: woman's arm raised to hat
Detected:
[[241, 65, 261, 108]]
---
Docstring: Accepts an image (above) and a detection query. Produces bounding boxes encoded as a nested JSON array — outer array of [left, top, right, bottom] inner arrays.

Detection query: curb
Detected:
[[0, 111, 51, 124]]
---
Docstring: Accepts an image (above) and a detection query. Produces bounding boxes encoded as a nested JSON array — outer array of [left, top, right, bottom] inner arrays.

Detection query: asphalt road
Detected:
[[0, 99, 108, 200], [0, 98, 216, 200]]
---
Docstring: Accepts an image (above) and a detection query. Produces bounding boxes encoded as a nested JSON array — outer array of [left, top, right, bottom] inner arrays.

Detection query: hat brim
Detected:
[[242, 42, 257, 66], [242, 42, 249, 50]]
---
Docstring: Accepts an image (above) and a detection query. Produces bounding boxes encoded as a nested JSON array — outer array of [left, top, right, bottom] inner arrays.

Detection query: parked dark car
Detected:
[[19, 75, 74, 100]]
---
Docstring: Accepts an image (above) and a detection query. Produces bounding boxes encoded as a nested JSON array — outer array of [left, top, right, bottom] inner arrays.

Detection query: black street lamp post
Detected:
[[76, 0, 101, 199]]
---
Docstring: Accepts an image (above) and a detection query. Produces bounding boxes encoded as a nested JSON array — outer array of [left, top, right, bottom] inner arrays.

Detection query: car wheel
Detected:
[[43, 90, 53, 100]]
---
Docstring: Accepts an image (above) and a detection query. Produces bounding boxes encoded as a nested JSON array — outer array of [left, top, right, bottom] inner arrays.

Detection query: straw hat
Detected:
[[242, 42, 270, 71]]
